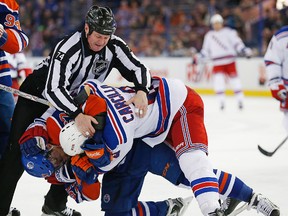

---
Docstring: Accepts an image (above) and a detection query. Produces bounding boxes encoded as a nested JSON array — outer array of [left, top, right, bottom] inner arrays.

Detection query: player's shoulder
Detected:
[[46, 110, 72, 145], [48, 110, 71, 127], [222, 27, 236, 34], [0, 0, 19, 12], [205, 30, 214, 37], [206, 27, 233, 36], [274, 26, 288, 40]]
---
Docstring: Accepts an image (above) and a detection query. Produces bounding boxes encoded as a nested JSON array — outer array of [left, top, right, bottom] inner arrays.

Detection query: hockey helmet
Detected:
[[210, 14, 224, 24], [21, 153, 55, 178], [59, 121, 86, 156], [85, 5, 117, 35]]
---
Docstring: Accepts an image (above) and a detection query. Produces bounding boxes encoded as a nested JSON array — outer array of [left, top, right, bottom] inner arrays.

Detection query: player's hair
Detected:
[[85, 5, 117, 35], [21, 153, 54, 178]]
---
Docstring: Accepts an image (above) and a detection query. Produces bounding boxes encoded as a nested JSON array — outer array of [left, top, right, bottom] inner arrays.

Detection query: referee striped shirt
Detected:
[[34, 30, 151, 118]]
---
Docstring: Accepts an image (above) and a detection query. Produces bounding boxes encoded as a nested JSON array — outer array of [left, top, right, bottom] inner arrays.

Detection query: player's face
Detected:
[[212, 22, 223, 31], [85, 24, 110, 52], [46, 144, 69, 168]]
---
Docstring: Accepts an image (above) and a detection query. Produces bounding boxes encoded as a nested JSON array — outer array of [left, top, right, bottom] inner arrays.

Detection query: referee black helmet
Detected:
[[85, 5, 117, 35]]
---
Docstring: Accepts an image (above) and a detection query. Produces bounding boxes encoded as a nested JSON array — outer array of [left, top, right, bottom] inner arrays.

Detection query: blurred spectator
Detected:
[[18, 0, 288, 57]]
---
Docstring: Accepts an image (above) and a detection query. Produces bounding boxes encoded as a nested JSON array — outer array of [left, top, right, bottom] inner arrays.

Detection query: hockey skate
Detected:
[[41, 204, 81, 216], [238, 102, 243, 110], [247, 193, 280, 216], [208, 208, 225, 216], [165, 196, 193, 216], [220, 193, 280, 216], [6, 207, 20, 216]]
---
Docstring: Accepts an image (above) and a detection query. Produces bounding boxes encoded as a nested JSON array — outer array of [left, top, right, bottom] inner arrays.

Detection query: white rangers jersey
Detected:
[[5, 52, 29, 79], [84, 77, 187, 172], [264, 26, 288, 89], [200, 27, 247, 66]]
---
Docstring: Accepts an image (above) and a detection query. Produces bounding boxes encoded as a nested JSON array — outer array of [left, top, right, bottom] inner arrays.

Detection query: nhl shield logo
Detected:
[[92, 60, 109, 76]]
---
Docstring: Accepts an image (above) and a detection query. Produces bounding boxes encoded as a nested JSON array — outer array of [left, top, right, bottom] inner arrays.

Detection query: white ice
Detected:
[[11, 96, 288, 216]]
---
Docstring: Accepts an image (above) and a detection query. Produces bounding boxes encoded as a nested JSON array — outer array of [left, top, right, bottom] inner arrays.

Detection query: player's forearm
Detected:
[[0, 28, 29, 54]]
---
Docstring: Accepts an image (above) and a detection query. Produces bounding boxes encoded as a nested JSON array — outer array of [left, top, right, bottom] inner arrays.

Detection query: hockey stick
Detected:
[[0, 83, 91, 107], [257, 136, 288, 157], [0, 83, 51, 106]]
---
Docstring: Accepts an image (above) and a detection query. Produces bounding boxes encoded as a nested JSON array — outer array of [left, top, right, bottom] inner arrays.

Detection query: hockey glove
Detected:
[[19, 118, 48, 156], [82, 142, 112, 168], [71, 154, 98, 184], [81, 131, 112, 167], [270, 84, 287, 102]]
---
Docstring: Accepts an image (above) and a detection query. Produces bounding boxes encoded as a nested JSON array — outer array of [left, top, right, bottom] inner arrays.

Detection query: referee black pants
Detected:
[[0, 73, 68, 215]]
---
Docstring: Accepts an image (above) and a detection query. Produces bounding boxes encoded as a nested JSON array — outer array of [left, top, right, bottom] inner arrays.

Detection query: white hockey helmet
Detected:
[[210, 14, 224, 24], [59, 121, 86, 156]]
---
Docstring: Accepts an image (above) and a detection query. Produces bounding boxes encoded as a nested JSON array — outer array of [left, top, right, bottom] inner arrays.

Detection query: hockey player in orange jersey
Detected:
[[0, 1, 29, 215]]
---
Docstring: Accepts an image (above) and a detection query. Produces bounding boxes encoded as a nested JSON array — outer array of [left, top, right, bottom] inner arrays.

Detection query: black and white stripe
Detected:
[[35, 31, 151, 117]]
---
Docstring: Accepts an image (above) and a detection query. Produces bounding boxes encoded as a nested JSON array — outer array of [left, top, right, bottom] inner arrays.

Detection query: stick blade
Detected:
[[257, 145, 273, 157]]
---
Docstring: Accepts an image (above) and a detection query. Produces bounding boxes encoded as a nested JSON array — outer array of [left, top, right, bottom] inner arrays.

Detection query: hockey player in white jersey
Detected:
[[59, 77, 279, 216], [264, 25, 288, 133], [59, 76, 263, 215], [5, 51, 32, 101], [55, 77, 221, 215], [198, 14, 252, 110]]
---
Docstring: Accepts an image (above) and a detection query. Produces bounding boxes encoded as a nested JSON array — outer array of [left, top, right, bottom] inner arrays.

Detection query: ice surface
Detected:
[[11, 96, 288, 216]]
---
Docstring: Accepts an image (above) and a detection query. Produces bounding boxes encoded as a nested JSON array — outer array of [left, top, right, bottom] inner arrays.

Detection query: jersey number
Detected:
[[56, 51, 65, 61], [4, 14, 21, 30]]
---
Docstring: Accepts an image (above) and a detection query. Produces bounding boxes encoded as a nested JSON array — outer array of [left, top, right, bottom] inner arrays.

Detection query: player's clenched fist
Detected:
[[81, 136, 112, 168], [71, 154, 98, 184]]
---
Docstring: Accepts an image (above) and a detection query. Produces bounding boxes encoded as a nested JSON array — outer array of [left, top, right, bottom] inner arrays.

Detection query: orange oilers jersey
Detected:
[[46, 110, 71, 146], [0, 0, 29, 86], [44, 109, 101, 203], [0, 0, 29, 53], [45, 94, 107, 146]]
